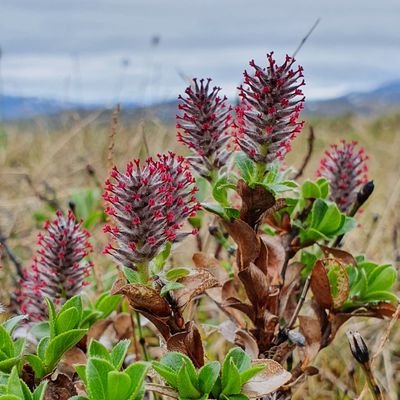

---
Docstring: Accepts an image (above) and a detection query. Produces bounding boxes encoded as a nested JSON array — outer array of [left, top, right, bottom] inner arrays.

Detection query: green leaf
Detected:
[[309, 199, 328, 229], [88, 340, 110, 361], [176, 363, 201, 399], [152, 242, 172, 273], [152, 362, 178, 388], [25, 355, 45, 379], [44, 329, 87, 372], [44, 298, 57, 339], [95, 293, 122, 318], [6, 367, 24, 399], [123, 361, 150, 400], [367, 265, 397, 292], [160, 352, 197, 381], [69, 397, 88, 400], [55, 307, 80, 335], [2, 316, 26, 334], [123, 268, 142, 284], [165, 268, 191, 281], [224, 348, 251, 373], [32, 382, 47, 400], [86, 358, 115, 400], [201, 203, 225, 218], [317, 203, 342, 234], [198, 362, 221, 394], [107, 371, 131, 400], [235, 153, 256, 184], [0, 327, 13, 358], [239, 365, 265, 385], [74, 364, 87, 386], [0, 396, 20, 400], [37, 337, 50, 361], [212, 176, 236, 206], [30, 322, 50, 340], [0, 358, 21, 374], [316, 178, 329, 198], [221, 359, 241, 395], [110, 340, 130, 370], [363, 291, 399, 303], [58, 296, 83, 323], [224, 207, 240, 220], [160, 282, 185, 297], [301, 181, 321, 199]]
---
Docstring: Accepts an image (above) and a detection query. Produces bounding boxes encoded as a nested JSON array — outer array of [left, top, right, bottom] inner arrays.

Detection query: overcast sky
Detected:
[[1, 0, 400, 104]]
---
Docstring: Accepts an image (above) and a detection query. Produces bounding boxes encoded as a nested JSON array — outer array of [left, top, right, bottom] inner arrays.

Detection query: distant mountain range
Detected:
[[2, 80, 400, 121]]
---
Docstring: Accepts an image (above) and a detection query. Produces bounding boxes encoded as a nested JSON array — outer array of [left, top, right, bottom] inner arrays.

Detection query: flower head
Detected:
[[235, 53, 305, 163], [103, 152, 200, 269], [18, 210, 92, 321], [317, 140, 369, 212], [176, 78, 232, 179]]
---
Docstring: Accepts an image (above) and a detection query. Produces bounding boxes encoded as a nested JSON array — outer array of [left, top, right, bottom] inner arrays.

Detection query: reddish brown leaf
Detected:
[[370, 302, 398, 318], [167, 322, 204, 367], [238, 263, 270, 310], [114, 283, 171, 318], [223, 297, 256, 321], [319, 245, 356, 266], [192, 252, 228, 283], [58, 347, 87, 379], [237, 179, 276, 228], [261, 235, 286, 284], [223, 219, 260, 270], [235, 330, 259, 359], [310, 260, 333, 309], [298, 315, 322, 361], [174, 269, 219, 310]]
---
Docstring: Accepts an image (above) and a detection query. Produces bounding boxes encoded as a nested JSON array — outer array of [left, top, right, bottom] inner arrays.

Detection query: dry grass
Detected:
[[1, 110, 399, 399]]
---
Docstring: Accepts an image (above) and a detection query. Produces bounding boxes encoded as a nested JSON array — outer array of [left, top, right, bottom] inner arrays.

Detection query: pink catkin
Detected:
[[234, 53, 305, 163], [17, 210, 92, 321], [317, 140, 369, 212], [176, 78, 232, 178], [103, 152, 200, 269]]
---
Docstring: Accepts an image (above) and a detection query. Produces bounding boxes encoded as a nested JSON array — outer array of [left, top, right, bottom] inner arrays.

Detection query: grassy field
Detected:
[[1, 110, 399, 399]]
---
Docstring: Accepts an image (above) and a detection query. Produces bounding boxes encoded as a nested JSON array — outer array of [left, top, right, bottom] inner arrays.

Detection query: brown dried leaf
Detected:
[[58, 347, 87, 379], [310, 260, 333, 309], [239, 263, 270, 310], [241, 359, 291, 398], [114, 283, 171, 317], [223, 297, 255, 321], [235, 330, 259, 359], [223, 219, 260, 270], [166, 322, 204, 368], [319, 245, 356, 266], [298, 315, 321, 361], [174, 269, 219, 310], [237, 179, 276, 228], [370, 302, 398, 318], [260, 235, 286, 282], [192, 252, 228, 283], [279, 262, 302, 321], [113, 313, 134, 339], [45, 373, 77, 400]]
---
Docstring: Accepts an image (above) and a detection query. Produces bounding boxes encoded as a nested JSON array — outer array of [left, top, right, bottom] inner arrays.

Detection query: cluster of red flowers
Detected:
[[317, 140, 369, 211], [18, 210, 92, 320], [103, 152, 200, 268]]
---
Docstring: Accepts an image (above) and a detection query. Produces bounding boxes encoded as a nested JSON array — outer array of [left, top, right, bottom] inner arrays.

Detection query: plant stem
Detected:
[[136, 311, 149, 361], [136, 260, 150, 284]]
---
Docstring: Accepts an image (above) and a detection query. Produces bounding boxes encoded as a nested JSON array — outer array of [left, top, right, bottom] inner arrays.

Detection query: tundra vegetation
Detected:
[[0, 52, 399, 400]]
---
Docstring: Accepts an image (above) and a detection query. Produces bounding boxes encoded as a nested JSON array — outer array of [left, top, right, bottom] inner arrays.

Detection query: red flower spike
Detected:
[[103, 152, 200, 269], [18, 210, 93, 321], [317, 140, 369, 212], [176, 78, 233, 179], [234, 52, 305, 163]]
